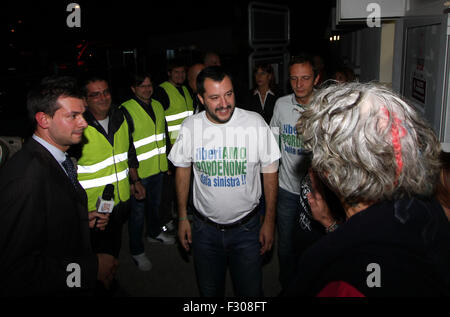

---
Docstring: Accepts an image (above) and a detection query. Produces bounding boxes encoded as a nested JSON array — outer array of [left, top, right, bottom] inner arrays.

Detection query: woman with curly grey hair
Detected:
[[285, 82, 450, 297]]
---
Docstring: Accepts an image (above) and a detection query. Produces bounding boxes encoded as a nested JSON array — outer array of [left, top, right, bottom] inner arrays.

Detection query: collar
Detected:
[[253, 89, 275, 96], [290, 90, 317, 108], [132, 96, 151, 108], [32, 134, 67, 164]]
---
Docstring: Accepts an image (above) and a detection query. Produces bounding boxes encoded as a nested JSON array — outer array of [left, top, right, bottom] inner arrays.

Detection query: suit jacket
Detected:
[[0, 138, 98, 296]]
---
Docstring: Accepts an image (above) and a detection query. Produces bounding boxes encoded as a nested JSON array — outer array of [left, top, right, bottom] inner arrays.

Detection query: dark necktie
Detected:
[[62, 155, 78, 187]]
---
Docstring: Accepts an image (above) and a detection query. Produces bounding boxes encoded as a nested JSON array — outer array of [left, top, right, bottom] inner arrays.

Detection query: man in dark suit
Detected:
[[0, 76, 115, 296]]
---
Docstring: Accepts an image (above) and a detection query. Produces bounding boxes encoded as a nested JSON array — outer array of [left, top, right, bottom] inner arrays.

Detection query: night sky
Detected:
[[0, 0, 335, 137]]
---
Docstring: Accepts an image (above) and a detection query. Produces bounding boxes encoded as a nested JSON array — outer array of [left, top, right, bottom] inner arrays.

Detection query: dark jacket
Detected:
[[240, 89, 279, 124], [285, 197, 450, 297], [0, 138, 98, 296]]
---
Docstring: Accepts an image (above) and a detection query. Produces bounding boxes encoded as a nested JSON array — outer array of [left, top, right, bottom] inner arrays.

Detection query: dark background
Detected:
[[0, 0, 336, 137]]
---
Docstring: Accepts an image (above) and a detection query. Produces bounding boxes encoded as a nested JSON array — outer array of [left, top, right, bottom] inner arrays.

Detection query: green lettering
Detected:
[[240, 147, 246, 159], [232, 147, 238, 159], [218, 160, 223, 176]]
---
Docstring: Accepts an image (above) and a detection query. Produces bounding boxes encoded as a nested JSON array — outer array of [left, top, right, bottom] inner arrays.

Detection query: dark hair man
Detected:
[[121, 72, 175, 271], [168, 66, 281, 296], [0, 76, 115, 295], [73, 76, 145, 293]]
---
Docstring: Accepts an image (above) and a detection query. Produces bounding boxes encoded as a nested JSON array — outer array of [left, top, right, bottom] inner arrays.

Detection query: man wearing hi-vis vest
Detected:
[[121, 72, 176, 272], [153, 58, 194, 235], [153, 58, 194, 145], [71, 76, 145, 293]]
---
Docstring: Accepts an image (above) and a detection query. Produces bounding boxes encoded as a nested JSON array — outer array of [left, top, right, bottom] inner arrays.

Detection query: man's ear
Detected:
[[197, 93, 205, 105], [314, 74, 321, 86], [35, 112, 50, 129]]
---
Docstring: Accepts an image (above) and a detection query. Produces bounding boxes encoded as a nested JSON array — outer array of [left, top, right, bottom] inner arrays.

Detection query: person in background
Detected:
[[286, 82, 450, 297], [436, 150, 450, 221], [241, 63, 280, 124], [331, 68, 348, 83], [153, 58, 194, 232], [121, 72, 175, 272], [203, 51, 221, 67], [187, 63, 206, 113], [270, 54, 320, 292], [73, 75, 145, 294], [0, 76, 115, 295]]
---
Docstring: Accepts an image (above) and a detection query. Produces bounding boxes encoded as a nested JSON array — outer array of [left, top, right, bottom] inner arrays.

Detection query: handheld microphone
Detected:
[[96, 184, 115, 214]]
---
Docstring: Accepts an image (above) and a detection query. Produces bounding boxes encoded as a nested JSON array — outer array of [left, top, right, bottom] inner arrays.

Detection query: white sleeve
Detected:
[[261, 160, 279, 173], [167, 124, 192, 168], [269, 102, 281, 147], [258, 119, 281, 168]]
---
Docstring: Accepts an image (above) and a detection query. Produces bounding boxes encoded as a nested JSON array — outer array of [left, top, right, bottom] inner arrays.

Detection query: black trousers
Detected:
[[90, 200, 130, 258]]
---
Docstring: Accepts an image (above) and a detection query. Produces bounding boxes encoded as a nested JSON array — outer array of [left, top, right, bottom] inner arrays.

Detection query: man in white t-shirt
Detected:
[[168, 66, 280, 296], [270, 54, 320, 291]]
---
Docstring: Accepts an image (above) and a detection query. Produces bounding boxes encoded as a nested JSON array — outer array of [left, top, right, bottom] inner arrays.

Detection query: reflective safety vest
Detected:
[[159, 81, 193, 144], [77, 122, 131, 211], [121, 98, 168, 178]]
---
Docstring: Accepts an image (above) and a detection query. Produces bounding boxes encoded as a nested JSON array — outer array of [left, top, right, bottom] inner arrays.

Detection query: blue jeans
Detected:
[[192, 212, 263, 297], [276, 187, 300, 290], [128, 173, 164, 255]]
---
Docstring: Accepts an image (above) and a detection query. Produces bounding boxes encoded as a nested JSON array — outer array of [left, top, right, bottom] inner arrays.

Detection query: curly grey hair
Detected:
[[297, 82, 441, 205]]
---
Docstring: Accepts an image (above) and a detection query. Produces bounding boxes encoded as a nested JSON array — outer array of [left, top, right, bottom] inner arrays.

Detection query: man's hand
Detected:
[[260, 171, 278, 255], [97, 253, 116, 289], [88, 211, 109, 230], [259, 220, 275, 255], [131, 181, 146, 200], [178, 219, 192, 251]]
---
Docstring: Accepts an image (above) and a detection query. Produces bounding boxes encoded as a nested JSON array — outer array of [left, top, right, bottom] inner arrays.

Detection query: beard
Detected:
[[206, 104, 234, 124]]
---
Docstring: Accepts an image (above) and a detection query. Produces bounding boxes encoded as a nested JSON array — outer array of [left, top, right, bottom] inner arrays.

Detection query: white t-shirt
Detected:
[[270, 94, 309, 195], [168, 107, 281, 224]]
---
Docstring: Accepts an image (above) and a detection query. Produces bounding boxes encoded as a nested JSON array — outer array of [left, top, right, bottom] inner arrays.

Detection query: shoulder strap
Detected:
[[119, 106, 135, 135]]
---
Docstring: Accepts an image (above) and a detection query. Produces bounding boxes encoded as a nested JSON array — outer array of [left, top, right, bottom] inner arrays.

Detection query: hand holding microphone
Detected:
[[90, 184, 115, 230]]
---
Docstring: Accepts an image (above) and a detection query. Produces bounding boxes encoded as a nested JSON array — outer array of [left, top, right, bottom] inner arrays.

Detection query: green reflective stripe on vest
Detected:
[[160, 81, 193, 144], [77, 123, 131, 211], [121, 98, 168, 178]]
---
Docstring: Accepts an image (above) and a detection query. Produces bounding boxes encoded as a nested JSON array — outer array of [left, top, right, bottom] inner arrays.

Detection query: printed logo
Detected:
[[366, 263, 381, 288], [66, 3, 81, 28], [366, 3, 381, 28], [66, 263, 81, 288]]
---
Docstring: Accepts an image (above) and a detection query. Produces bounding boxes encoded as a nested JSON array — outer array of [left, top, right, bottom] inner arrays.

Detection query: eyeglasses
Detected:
[[136, 84, 152, 89], [87, 89, 111, 98]]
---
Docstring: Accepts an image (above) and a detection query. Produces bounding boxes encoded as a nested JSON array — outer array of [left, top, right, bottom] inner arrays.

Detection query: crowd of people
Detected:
[[0, 50, 449, 297]]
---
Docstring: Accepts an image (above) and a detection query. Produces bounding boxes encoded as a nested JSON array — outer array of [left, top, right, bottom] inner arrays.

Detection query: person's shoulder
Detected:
[[0, 141, 48, 184], [235, 107, 266, 125], [275, 94, 293, 105], [181, 112, 203, 127], [273, 94, 293, 113]]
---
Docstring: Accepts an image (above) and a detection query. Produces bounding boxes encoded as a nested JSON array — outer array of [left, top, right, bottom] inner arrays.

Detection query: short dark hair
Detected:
[[167, 58, 186, 72], [196, 66, 233, 96], [289, 53, 318, 78], [27, 76, 82, 130], [129, 72, 152, 87], [79, 75, 109, 97]]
